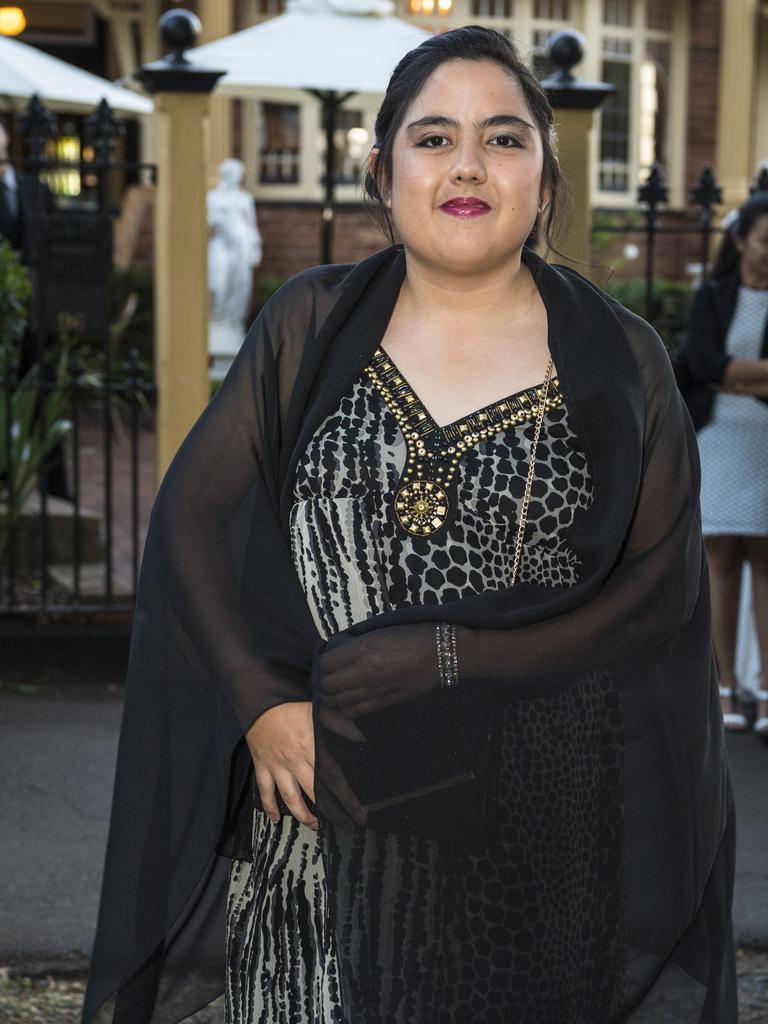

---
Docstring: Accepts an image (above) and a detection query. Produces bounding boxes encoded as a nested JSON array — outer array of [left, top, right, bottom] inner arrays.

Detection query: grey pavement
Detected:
[[0, 687, 766, 970]]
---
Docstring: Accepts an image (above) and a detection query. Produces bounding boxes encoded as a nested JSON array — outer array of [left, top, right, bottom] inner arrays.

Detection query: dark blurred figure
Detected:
[[1, 114, 69, 500], [681, 193, 768, 740]]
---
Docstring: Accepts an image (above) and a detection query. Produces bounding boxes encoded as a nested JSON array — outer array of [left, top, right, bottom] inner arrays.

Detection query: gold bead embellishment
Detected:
[[395, 480, 449, 536], [363, 348, 563, 539]]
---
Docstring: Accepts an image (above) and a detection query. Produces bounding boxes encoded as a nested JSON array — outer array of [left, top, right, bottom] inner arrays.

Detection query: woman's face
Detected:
[[381, 58, 548, 276], [736, 213, 768, 281]]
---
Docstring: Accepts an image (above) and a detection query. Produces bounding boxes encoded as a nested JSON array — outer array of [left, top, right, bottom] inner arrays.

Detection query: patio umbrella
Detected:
[[0, 33, 152, 115], [188, 0, 431, 262]]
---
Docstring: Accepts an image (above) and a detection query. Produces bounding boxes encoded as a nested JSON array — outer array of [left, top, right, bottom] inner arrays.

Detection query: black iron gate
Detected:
[[1, 94, 156, 614], [592, 161, 768, 326]]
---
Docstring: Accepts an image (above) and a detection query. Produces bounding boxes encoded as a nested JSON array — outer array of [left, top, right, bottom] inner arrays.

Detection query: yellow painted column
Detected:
[[152, 91, 213, 478], [199, 0, 233, 184], [716, 0, 760, 204], [549, 108, 595, 276]]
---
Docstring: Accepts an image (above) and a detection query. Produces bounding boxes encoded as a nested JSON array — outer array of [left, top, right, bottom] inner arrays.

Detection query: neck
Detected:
[[400, 248, 536, 322]]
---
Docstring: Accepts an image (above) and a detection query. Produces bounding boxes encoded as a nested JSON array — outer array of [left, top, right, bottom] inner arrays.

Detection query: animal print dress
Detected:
[[225, 347, 615, 1023]]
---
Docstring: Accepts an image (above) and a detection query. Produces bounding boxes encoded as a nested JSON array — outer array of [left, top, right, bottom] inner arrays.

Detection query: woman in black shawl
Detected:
[[83, 27, 736, 1024]]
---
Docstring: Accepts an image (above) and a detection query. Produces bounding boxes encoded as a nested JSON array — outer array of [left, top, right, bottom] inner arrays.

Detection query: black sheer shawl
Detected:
[[82, 245, 735, 1023]]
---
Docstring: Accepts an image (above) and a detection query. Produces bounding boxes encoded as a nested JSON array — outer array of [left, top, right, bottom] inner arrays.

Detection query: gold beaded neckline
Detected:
[[363, 347, 563, 538]]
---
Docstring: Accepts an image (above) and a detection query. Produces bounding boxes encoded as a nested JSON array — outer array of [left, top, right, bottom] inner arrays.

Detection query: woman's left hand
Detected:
[[317, 624, 440, 719]]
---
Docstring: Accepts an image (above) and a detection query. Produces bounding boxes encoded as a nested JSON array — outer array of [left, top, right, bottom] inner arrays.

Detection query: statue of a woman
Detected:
[[207, 158, 263, 379]]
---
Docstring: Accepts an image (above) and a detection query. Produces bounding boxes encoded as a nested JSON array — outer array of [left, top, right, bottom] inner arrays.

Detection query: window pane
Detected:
[[645, 0, 672, 30], [603, 0, 632, 27], [318, 109, 370, 186], [259, 103, 300, 185], [469, 0, 514, 17], [534, 0, 570, 18], [599, 59, 632, 191]]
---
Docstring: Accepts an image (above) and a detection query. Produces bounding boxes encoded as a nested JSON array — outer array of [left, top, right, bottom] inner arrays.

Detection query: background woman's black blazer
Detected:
[[680, 268, 768, 430]]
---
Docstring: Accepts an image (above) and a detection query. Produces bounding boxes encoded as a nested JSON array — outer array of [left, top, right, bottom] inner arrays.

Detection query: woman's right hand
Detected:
[[245, 701, 318, 830]]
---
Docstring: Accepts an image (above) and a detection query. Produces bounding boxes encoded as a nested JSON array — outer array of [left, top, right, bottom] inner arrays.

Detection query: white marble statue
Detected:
[[207, 158, 263, 380]]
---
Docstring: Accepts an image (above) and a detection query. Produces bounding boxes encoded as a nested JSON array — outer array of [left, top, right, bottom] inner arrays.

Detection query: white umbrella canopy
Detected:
[[186, 0, 431, 261], [0, 34, 152, 114], [188, 0, 431, 95]]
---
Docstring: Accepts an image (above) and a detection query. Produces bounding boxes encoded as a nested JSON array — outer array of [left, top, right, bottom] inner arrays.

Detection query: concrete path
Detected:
[[0, 686, 766, 968]]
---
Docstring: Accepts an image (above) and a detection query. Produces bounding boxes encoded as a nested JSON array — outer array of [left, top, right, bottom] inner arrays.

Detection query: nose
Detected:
[[449, 138, 487, 186]]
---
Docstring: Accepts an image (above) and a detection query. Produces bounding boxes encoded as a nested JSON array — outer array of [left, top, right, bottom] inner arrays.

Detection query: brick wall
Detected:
[[686, 0, 722, 193], [253, 203, 392, 286]]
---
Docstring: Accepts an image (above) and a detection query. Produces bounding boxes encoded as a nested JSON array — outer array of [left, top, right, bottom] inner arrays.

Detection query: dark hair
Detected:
[[710, 192, 768, 280], [363, 26, 567, 254]]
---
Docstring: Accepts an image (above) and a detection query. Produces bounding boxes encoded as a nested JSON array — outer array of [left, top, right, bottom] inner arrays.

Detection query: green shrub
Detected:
[[605, 276, 693, 353], [0, 239, 32, 358]]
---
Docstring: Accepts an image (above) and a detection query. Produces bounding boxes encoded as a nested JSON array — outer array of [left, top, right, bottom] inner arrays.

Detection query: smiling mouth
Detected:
[[439, 197, 491, 217]]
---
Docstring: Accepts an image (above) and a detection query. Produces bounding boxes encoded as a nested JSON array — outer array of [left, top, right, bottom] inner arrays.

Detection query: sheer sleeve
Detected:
[[455, 310, 704, 687], [146, 268, 341, 734], [315, 310, 706, 706]]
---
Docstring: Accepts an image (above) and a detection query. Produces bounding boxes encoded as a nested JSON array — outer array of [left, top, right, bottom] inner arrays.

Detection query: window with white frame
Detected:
[[244, 0, 686, 206], [317, 109, 371, 187], [400, 0, 686, 205], [259, 103, 301, 185], [596, 0, 679, 200]]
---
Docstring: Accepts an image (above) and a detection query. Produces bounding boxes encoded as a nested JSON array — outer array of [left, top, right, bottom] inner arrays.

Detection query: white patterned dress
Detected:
[[224, 349, 609, 1024], [697, 285, 768, 535]]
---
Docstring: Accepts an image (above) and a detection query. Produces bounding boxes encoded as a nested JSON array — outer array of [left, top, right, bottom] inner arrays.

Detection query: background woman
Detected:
[[83, 27, 735, 1024], [684, 193, 768, 738]]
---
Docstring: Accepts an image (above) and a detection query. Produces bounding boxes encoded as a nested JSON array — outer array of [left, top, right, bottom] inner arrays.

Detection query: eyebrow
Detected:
[[405, 114, 535, 135]]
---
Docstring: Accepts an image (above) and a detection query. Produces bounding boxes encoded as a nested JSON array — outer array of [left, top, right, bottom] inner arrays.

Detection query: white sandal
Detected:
[[719, 686, 749, 732], [753, 689, 768, 740]]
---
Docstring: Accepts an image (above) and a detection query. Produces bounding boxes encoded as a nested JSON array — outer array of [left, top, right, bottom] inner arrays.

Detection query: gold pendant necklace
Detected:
[[364, 349, 562, 538]]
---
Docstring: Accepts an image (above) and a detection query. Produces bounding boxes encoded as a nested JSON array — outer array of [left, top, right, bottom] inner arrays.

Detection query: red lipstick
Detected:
[[439, 196, 491, 218]]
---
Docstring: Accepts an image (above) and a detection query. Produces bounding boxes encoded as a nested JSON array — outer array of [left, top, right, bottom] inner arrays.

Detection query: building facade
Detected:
[[2, 0, 767, 283]]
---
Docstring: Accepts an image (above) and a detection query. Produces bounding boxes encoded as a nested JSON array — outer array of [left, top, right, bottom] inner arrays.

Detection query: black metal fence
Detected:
[[3, 103, 766, 615], [1, 94, 156, 615], [593, 161, 768, 324]]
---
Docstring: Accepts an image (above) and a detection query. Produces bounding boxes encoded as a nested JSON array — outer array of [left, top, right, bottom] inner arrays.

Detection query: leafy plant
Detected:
[[605, 276, 693, 353], [0, 346, 73, 559], [0, 239, 32, 358]]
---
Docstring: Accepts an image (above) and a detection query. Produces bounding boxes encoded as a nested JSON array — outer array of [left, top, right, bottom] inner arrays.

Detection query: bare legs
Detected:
[[706, 534, 768, 731], [744, 537, 768, 729]]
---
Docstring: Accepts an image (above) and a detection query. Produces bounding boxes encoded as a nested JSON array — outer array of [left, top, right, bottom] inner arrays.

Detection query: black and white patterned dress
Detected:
[[225, 348, 607, 1023], [697, 284, 768, 535]]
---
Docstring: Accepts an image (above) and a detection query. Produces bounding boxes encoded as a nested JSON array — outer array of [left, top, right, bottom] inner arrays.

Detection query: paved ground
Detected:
[[0, 682, 766, 1020]]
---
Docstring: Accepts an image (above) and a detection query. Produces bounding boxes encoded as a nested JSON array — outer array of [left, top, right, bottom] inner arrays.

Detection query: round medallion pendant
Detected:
[[394, 480, 449, 537]]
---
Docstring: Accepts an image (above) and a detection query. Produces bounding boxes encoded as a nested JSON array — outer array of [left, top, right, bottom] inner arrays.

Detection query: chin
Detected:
[[431, 238, 522, 274]]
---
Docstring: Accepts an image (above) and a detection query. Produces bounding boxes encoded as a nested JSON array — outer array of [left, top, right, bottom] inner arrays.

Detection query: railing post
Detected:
[[637, 163, 669, 323], [690, 164, 722, 279], [541, 30, 614, 277], [135, 9, 225, 483]]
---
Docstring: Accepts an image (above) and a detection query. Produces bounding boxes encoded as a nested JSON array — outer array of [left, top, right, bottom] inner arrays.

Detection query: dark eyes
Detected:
[[416, 133, 524, 149]]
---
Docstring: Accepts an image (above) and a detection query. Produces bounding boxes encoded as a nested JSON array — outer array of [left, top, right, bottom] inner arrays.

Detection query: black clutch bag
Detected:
[[316, 692, 502, 851]]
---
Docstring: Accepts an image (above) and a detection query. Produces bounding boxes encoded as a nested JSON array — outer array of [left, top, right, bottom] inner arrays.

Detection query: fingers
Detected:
[[276, 771, 318, 830], [337, 693, 401, 719], [295, 760, 316, 806], [254, 766, 280, 824], [314, 703, 367, 742], [323, 685, 372, 709]]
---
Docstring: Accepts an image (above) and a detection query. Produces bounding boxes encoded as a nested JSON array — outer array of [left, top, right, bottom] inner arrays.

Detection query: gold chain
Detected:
[[364, 349, 561, 543], [509, 355, 554, 586]]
